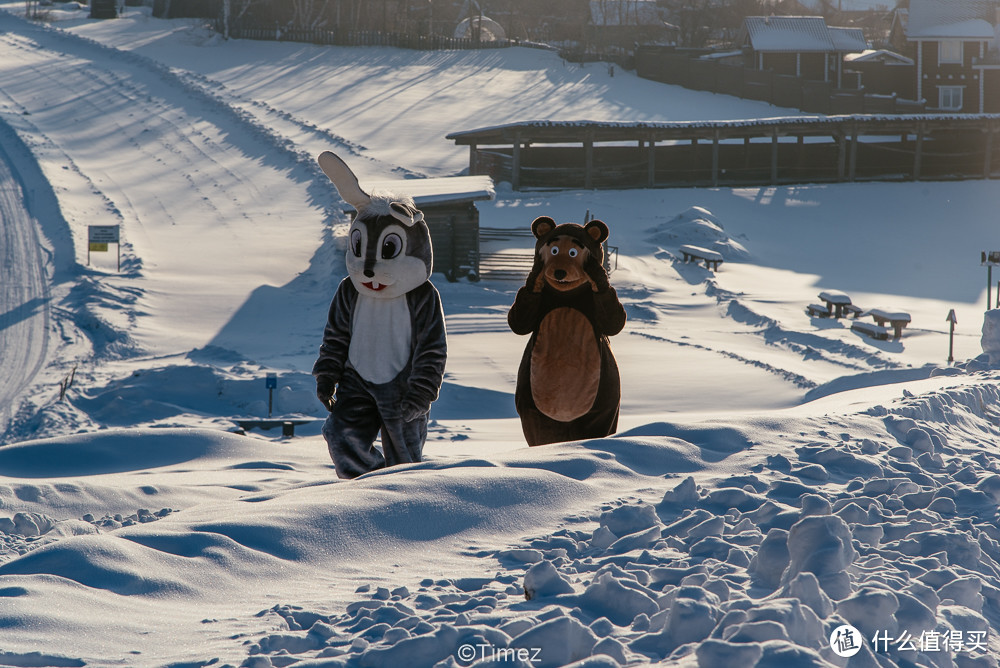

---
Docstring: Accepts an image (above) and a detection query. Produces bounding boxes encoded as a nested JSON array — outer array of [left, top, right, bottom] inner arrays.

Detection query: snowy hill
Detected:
[[1, 4, 999, 667]]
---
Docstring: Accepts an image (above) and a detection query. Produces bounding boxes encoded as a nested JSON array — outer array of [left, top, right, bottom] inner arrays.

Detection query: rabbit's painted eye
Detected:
[[381, 233, 403, 259], [350, 229, 362, 257]]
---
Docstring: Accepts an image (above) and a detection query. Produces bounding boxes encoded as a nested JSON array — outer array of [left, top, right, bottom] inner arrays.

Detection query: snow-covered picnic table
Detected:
[[809, 290, 863, 319], [817, 290, 855, 318], [863, 307, 911, 339], [678, 244, 723, 271]]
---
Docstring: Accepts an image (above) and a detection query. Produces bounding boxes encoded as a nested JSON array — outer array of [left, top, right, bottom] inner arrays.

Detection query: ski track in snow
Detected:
[[0, 136, 50, 431]]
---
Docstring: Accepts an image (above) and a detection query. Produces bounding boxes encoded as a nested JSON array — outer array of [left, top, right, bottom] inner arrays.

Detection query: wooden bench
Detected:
[[842, 304, 864, 319], [678, 244, 724, 271], [234, 418, 314, 438], [864, 308, 911, 339], [818, 290, 853, 318], [807, 303, 831, 318], [851, 321, 890, 341]]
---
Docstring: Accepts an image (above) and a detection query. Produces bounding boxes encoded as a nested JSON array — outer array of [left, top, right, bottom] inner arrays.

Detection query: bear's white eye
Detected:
[[381, 233, 403, 259], [550, 247, 559, 256], [568, 248, 579, 257], [350, 229, 363, 257]]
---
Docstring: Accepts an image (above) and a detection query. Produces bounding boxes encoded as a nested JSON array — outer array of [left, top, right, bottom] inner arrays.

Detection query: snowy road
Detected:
[[0, 136, 49, 432], [0, 12, 332, 360]]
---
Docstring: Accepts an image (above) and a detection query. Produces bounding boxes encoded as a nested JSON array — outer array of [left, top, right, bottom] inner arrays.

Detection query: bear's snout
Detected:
[[540, 235, 589, 291]]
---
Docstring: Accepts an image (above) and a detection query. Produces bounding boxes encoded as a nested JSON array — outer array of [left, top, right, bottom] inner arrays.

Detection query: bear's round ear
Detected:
[[585, 219, 609, 244], [531, 216, 556, 240]]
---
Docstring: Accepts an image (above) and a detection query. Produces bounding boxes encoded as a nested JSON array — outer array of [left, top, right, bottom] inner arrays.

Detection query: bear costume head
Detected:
[[318, 150, 432, 300], [530, 216, 609, 292]]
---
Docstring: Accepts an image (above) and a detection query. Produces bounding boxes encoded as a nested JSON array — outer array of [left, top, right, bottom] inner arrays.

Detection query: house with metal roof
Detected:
[[739, 16, 869, 87], [906, 0, 1000, 112]]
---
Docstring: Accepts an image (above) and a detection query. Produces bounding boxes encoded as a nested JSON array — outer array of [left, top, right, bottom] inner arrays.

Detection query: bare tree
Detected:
[[290, 0, 331, 28], [221, 0, 258, 39], [661, 0, 717, 47]]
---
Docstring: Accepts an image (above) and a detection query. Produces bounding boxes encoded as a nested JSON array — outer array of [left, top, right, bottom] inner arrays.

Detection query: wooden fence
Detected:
[[635, 47, 924, 116], [217, 23, 518, 51]]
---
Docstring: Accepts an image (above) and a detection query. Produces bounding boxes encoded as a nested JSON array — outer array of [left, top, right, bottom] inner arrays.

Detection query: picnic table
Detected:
[[678, 244, 724, 271], [864, 308, 911, 339], [818, 290, 854, 319]]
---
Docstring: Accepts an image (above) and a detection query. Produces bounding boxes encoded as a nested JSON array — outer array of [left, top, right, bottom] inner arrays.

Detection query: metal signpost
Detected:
[[946, 309, 957, 364], [88, 225, 121, 272], [265, 373, 277, 418]]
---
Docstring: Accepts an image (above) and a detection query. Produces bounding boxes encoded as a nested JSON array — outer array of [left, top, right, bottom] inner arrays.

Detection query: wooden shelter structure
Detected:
[[447, 115, 1000, 190]]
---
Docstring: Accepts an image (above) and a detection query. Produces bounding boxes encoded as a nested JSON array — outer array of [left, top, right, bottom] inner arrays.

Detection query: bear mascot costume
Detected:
[[312, 151, 447, 479], [508, 216, 626, 446]]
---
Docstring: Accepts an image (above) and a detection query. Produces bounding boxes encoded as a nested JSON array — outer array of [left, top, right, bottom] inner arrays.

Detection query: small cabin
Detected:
[[739, 16, 868, 88], [361, 175, 495, 282]]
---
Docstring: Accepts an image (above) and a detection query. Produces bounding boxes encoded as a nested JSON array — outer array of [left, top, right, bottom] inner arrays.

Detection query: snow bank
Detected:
[[646, 206, 751, 262], [982, 310, 1000, 365], [52, 380, 986, 668]]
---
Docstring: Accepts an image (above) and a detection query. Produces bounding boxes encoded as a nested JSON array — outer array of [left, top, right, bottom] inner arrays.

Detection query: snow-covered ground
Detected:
[[0, 5, 999, 668]]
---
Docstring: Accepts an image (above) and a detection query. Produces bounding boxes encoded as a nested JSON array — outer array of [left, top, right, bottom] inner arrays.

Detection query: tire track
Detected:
[[0, 137, 50, 435]]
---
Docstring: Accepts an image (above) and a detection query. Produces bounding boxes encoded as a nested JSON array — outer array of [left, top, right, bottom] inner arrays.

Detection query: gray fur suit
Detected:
[[312, 151, 447, 479]]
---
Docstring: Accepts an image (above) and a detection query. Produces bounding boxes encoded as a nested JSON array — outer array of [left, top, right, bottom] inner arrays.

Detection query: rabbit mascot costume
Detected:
[[313, 151, 447, 479]]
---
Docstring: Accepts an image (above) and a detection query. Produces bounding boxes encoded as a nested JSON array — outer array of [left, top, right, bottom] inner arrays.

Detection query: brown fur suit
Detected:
[[507, 216, 626, 446]]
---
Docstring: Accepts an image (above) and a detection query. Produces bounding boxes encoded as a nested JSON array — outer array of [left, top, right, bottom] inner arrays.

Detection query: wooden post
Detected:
[[711, 129, 720, 187], [837, 130, 847, 181], [848, 123, 858, 182], [469, 142, 478, 175], [647, 136, 656, 188], [584, 129, 594, 189], [512, 131, 521, 191], [984, 121, 994, 179], [770, 129, 778, 184], [913, 122, 924, 180]]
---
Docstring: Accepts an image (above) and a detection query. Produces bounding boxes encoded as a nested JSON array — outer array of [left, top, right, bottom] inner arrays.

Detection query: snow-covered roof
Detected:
[[362, 175, 495, 206], [844, 49, 915, 64], [589, 0, 665, 27], [906, 0, 997, 39], [829, 27, 869, 52], [798, 0, 893, 11], [742, 16, 867, 53]]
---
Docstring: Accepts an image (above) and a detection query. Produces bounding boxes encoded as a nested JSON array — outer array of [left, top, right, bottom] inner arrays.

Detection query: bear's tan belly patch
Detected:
[[530, 307, 600, 422]]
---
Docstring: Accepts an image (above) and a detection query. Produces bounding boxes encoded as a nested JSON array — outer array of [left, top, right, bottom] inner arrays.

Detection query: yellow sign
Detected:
[[89, 242, 109, 252]]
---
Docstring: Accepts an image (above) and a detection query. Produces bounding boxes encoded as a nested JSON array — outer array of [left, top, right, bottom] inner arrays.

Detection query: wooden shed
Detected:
[[89, 0, 118, 18], [361, 175, 495, 281]]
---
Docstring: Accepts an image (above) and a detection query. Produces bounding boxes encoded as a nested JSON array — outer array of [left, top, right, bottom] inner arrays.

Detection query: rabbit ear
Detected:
[[389, 202, 424, 227], [318, 151, 371, 211]]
